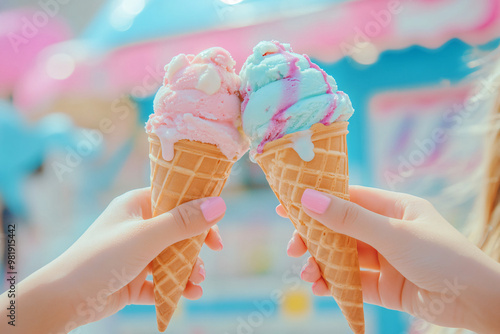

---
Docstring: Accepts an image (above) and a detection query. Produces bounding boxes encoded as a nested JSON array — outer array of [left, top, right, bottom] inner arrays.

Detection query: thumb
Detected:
[[300, 189, 404, 250], [139, 197, 226, 256]]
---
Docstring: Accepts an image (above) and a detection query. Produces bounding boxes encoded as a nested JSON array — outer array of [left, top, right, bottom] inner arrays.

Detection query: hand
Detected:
[[1, 188, 226, 334], [279, 186, 500, 334]]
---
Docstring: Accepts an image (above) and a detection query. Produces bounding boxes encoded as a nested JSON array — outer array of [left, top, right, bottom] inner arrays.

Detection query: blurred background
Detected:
[[1, 0, 500, 333]]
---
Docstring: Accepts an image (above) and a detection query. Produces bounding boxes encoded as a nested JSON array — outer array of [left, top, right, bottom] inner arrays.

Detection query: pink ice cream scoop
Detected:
[[146, 47, 248, 161]]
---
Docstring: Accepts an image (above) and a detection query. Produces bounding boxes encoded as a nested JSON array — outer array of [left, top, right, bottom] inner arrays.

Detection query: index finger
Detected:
[[349, 185, 421, 220]]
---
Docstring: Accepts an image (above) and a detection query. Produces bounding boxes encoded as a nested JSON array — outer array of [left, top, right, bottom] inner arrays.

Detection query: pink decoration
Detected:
[[0, 8, 71, 97], [13, 0, 500, 113]]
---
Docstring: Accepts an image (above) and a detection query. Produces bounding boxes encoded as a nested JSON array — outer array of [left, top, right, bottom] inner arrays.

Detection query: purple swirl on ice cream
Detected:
[[239, 41, 354, 160]]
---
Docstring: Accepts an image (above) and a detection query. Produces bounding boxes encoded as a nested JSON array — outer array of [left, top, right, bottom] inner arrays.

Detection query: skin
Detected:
[[279, 185, 500, 334], [2, 186, 498, 333], [0, 188, 225, 334]]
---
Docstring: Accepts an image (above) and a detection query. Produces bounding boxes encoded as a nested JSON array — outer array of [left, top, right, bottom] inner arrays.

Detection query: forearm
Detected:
[[464, 258, 500, 334], [0, 265, 78, 334]]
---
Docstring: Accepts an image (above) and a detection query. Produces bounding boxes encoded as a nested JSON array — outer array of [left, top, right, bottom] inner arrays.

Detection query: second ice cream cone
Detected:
[[255, 122, 365, 334]]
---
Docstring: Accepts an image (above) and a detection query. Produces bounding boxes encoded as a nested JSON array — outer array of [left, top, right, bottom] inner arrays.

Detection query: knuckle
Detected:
[[173, 205, 194, 234], [399, 196, 433, 220], [110, 188, 146, 208], [406, 194, 429, 207], [393, 198, 409, 217], [394, 195, 425, 217], [109, 193, 128, 207], [417, 198, 433, 209], [339, 202, 359, 228]]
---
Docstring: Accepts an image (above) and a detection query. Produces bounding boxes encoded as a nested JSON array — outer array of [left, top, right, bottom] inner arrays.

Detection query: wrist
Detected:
[[462, 259, 500, 334], [16, 262, 81, 333]]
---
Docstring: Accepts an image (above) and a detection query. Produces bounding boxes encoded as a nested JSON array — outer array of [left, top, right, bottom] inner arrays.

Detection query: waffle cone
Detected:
[[255, 122, 364, 334], [149, 133, 236, 332]]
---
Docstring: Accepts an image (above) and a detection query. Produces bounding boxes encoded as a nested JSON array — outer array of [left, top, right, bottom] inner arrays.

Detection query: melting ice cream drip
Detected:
[[291, 129, 314, 162]]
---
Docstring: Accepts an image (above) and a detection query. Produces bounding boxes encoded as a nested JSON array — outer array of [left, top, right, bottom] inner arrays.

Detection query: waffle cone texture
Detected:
[[255, 122, 365, 334], [149, 134, 236, 332]]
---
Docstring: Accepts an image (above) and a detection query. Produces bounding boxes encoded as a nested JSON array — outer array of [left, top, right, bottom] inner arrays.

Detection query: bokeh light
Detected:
[[350, 42, 379, 65], [219, 0, 245, 5], [110, 0, 145, 31], [45, 53, 75, 80], [122, 0, 145, 15]]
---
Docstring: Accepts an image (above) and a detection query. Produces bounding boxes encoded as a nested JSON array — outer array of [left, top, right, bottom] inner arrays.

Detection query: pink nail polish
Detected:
[[301, 189, 331, 214], [300, 263, 308, 278], [201, 197, 226, 222], [217, 237, 224, 250], [199, 265, 206, 279], [286, 239, 293, 254], [312, 281, 318, 290]]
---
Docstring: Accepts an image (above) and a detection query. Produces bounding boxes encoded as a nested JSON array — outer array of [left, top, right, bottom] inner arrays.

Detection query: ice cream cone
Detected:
[[149, 133, 236, 332], [255, 121, 365, 334]]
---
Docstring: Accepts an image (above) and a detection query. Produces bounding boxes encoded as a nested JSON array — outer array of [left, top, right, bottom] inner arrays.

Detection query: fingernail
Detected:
[[301, 189, 331, 214], [312, 281, 318, 290], [199, 264, 206, 279], [300, 263, 309, 278], [217, 236, 224, 250], [201, 197, 226, 222], [286, 238, 293, 254]]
